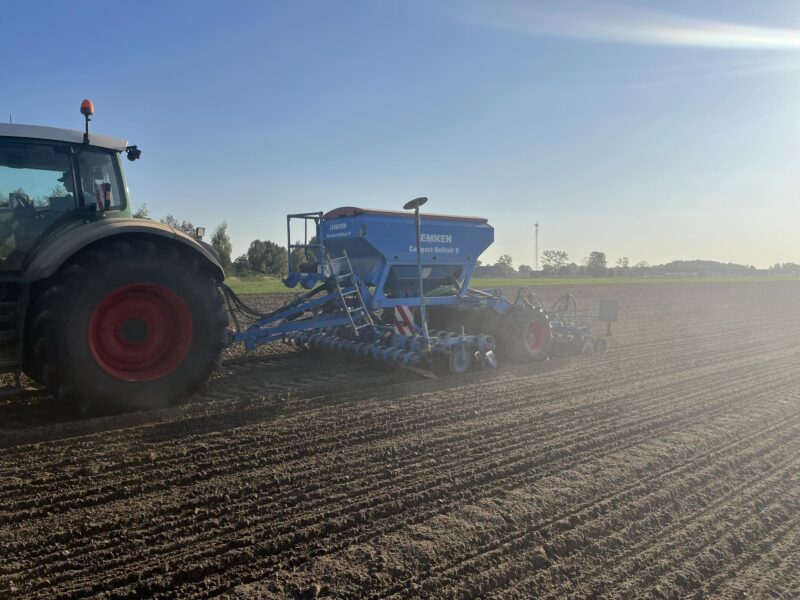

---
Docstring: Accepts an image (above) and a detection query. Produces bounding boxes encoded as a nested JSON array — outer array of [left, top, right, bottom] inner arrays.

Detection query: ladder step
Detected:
[[327, 251, 374, 335]]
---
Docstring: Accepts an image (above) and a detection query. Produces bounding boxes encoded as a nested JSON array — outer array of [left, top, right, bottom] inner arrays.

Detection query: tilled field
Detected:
[[1, 281, 799, 598]]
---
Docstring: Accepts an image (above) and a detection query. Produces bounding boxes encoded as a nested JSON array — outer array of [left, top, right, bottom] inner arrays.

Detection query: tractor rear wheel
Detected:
[[494, 305, 552, 362], [26, 240, 228, 413]]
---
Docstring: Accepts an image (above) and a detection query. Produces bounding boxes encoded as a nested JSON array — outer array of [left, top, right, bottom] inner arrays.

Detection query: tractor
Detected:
[[0, 101, 228, 412]]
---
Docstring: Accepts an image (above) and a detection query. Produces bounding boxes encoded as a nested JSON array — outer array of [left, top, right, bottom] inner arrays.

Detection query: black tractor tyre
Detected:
[[493, 304, 552, 363], [25, 239, 228, 413]]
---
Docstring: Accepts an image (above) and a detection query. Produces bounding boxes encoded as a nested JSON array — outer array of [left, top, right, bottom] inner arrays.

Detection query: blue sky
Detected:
[[2, 1, 798, 267]]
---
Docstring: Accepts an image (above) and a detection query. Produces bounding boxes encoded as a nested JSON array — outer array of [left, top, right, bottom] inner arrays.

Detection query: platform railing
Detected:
[[286, 212, 324, 274]]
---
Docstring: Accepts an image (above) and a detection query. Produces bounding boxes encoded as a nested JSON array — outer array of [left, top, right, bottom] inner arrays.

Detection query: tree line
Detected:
[[475, 250, 617, 277], [133, 206, 799, 279], [476, 250, 800, 278], [135, 205, 294, 277]]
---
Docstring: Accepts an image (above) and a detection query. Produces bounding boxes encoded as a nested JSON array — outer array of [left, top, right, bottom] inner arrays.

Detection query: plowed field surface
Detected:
[[2, 281, 799, 598]]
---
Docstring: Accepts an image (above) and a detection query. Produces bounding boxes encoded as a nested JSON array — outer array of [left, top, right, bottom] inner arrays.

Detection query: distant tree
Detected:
[[781, 263, 800, 274], [160, 214, 196, 236], [629, 260, 650, 277], [269, 243, 289, 276], [210, 222, 233, 273], [49, 184, 68, 198], [585, 251, 608, 277], [289, 243, 305, 272], [232, 254, 251, 276], [770, 262, 800, 275], [247, 239, 288, 276], [247, 240, 269, 275], [541, 249, 569, 275], [494, 254, 514, 276], [289, 237, 318, 272], [518, 264, 534, 276], [473, 264, 496, 277], [132, 203, 150, 219], [161, 213, 178, 228], [566, 262, 582, 276], [25, 185, 68, 207], [615, 256, 630, 275], [656, 259, 757, 277]]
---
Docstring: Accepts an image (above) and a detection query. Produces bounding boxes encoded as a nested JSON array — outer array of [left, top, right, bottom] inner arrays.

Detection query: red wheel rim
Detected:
[[88, 283, 193, 382], [525, 319, 549, 353]]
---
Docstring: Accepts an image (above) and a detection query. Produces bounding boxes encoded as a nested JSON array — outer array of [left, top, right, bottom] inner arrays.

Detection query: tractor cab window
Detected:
[[0, 142, 75, 210], [77, 150, 125, 212], [0, 141, 76, 271]]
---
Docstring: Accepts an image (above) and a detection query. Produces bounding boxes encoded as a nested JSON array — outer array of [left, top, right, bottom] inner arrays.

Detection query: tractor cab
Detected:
[[0, 101, 228, 412], [0, 102, 135, 272]]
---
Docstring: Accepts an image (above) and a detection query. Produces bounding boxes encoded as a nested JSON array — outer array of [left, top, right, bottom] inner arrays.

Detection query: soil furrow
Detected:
[[480, 425, 800, 598], [378, 409, 800, 598], [13, 352, 796, 597]]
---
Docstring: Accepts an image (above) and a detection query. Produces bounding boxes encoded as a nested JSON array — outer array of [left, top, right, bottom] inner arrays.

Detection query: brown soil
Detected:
[[1, 282, 799, 598]]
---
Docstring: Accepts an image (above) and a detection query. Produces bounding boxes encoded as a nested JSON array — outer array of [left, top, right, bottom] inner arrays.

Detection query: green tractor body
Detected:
[[0, 111, 228, 413]]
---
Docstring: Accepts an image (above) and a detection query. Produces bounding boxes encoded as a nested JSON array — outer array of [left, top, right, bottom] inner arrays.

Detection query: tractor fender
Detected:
[[21, 218, 225, 283]]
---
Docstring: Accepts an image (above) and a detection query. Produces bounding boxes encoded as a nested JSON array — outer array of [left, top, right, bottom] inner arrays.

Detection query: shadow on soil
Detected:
[[0, 348, 578, 449]]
